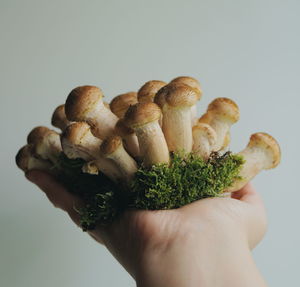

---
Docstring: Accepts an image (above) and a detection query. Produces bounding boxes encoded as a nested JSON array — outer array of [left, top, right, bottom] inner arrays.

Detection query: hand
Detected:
[[26, 170, 268, 287]]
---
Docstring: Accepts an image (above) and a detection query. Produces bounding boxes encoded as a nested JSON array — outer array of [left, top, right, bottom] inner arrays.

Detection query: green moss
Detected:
[[56, 152, 244, 230], [130, 152, 244, 210]]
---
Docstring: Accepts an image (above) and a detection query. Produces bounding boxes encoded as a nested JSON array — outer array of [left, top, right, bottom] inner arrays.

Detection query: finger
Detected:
[[25, 169, 82, 225], [231, 183, 264, 206]]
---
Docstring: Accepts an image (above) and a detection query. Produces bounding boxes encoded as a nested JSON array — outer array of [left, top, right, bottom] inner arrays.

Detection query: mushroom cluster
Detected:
[[16, 76, 281, 230]]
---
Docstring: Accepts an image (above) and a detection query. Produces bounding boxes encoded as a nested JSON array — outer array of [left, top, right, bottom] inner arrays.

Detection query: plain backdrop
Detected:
[[0, 0, 299, 286]]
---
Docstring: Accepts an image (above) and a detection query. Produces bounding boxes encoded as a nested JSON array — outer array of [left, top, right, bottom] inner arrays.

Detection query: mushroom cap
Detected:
[[114, 119, 134, 137], [198, 112, 213, 124], [170, 76, 202, 98], [153, 87, 168, 109], [192, 123, 217, 146], [247, 132, 281, 169], [123, 102, 162, 129], [61, 122, 91, 146], [156, 83, 200, 108], [100, 135, 122, 155], [65, 86, 103, 121], [15, 145, 32, 171], [110, 92, 138, 118], [27, 126, 52, 144], [51, 104, 69, 130], [137, 80, 167, 103], [207, 97, 240, 123]]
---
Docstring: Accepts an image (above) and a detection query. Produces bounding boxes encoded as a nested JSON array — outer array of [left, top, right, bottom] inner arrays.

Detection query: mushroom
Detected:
[[227, 132, 281, 192], [65, 86, 118, 139], [199, 98, 239, 151], [137, 80, 167, 103], [27, 126, 62, 164], [198, 112, 231, 151], [155, 83, 200, 154], [114, 119, 140, 158], [100, 135, 138, 182], [51, 104, 72, 131], [61, 122, 121, 181], [110, 92, 138, 118], [192, 123, 217, 160], [16, 145, 52, 172], [61, 122, 102, 161], [170, 76, 202, 125], [123, 102, 169, 167]]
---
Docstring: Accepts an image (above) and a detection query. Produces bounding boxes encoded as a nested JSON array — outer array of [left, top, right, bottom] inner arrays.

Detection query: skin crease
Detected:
[[25, 170, 268, 287]]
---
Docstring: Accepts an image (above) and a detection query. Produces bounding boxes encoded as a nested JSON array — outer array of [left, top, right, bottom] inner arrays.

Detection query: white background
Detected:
[[0, 0, 299, 286]]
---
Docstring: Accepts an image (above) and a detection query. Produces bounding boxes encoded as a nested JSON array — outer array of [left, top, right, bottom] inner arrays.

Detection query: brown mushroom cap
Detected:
[[207, 97, 240, 123], [170, 76, 202, 97], [100, 135, 123, 155], [123, 102, 162, 129], [114, 119, 134, 137], [16, 145, 33, 171], [247, 132, 281, 169], [65, 86, 103, 121], [110, 92, 138, 118], [27, 126, 51, 144], [137, 80, 167, 103], [51, 104, 70, 130], [156, 83, 200, 108]]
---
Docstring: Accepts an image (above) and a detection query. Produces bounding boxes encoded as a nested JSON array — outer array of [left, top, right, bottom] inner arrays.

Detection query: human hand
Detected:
[[26, 169, 267, 287]]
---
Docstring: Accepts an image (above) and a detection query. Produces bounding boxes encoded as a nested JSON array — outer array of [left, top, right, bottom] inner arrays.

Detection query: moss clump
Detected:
[[130, 152, 244, 210], [56, 152, 244, 230]]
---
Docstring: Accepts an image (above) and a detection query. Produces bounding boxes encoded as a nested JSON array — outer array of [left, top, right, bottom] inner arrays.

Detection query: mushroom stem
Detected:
[[51, 104, 72, 131], [115, 119, 140, 158], [124, 102, 169, 167], [155, 83, 200, 154], [65, 86, 118, 139], [101, 136, 138, 182], [199, 98, 239, 152], [192, 123, 217, 160], [227, 132, 281, 192]]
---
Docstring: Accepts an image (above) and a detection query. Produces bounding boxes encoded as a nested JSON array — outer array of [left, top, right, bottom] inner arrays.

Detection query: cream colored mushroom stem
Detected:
[[101, 135, 138, 182], [227, 132, 281, 192], [51, 104, 72, 131], [199, 98, 239, 152], [27, 126, 62, 164], [115, 119, 140, 158], [155, 83, 200, 154], [192, 123, 217, 160], [65, 86, 118, 139], [16, 145, 52, 172], [124, 102, 169, 167], [61, 122, 121, 181]]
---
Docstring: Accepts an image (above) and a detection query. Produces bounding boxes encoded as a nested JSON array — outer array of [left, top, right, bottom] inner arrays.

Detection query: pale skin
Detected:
[[25, 170, 268, 287]]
